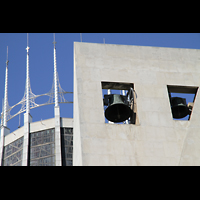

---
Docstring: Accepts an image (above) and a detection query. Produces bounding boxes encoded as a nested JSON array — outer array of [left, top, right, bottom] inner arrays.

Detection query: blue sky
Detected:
[[0, 33, 200, 132]]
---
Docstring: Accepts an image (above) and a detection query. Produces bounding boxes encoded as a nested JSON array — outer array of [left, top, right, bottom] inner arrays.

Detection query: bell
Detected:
[[171, 97, 189, 119], [104, 94, 132, 123]]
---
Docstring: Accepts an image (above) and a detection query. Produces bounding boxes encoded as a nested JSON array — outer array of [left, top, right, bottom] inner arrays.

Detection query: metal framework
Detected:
[[0, 34, 72, 124]]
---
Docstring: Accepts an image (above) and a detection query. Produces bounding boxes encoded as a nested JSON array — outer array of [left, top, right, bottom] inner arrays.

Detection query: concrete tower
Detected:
[[73, 42, 200, 166]]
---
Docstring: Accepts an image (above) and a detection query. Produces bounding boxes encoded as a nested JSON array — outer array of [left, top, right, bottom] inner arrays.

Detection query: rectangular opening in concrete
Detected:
[[101, 81, 138, 125], [167, 85, 199, 121], [102, 82, 133, 90]]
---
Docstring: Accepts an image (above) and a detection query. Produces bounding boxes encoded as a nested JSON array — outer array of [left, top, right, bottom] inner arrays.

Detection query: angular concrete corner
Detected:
[[73, 42, 200, 166]]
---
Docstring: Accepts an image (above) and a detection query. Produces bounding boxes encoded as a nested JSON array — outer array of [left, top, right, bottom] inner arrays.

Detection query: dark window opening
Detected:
[[61, 128, 73, 166], [167, 85, 199, 120], [101, 81, 139, 125]]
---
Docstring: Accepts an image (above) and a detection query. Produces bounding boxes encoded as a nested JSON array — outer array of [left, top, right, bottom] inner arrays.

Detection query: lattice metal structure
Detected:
[[3, 77, 72, 123], [0, 34, 74, 167], [0, 33, 72, 125]]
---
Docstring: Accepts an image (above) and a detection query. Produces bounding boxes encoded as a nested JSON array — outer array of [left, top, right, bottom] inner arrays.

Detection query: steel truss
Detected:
[[0, 33, 72, 125], [0, 73, 72, 123]]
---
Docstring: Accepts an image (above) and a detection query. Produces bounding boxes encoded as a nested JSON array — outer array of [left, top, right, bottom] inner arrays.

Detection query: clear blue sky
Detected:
[[0, 33, 200, 132]]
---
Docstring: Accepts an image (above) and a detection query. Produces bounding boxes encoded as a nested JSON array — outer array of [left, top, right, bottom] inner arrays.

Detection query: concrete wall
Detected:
[[61, 118, 73, 129], [73, 42, 200, 166], [30, 118, 55, 133]]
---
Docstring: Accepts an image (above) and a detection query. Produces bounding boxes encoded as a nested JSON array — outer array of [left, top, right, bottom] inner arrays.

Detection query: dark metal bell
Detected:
[[171, 97, 189, 119], [104, 94, 131, 123]]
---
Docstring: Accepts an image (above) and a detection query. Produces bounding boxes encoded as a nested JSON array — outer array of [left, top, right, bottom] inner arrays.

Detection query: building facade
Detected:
[[73, 42, 200, 166], [1, 117, 73, 166], [0, 34, 74, 166], [1, 39, 200, 166]]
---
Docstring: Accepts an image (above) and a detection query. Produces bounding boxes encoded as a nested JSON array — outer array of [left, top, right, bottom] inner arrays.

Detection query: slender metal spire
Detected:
[[3, 46, 9, 127], [26, 33, 30, 114], [53, 33, 57, 48], [53, 33, 59, 107], [1, 98, 4, 126], [6, 46, 9, 66]]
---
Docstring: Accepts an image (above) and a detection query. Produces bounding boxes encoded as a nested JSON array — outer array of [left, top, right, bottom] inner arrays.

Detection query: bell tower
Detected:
[[74, 42, 200, 166]]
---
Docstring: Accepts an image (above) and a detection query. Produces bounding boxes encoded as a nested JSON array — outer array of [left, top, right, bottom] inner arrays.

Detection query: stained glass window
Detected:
[[3, 136, 24, 166], [61, 128, 73, 166], [30, 128, 55, 166]]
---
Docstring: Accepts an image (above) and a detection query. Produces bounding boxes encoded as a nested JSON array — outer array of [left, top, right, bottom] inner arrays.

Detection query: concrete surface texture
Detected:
[[73, 42, 200, 166]]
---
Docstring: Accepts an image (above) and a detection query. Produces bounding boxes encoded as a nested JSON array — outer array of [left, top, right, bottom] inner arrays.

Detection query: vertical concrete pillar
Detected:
[[54, 106, 62, 166], [0, 126, 10, 166], [22, 113, 32, 166]]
